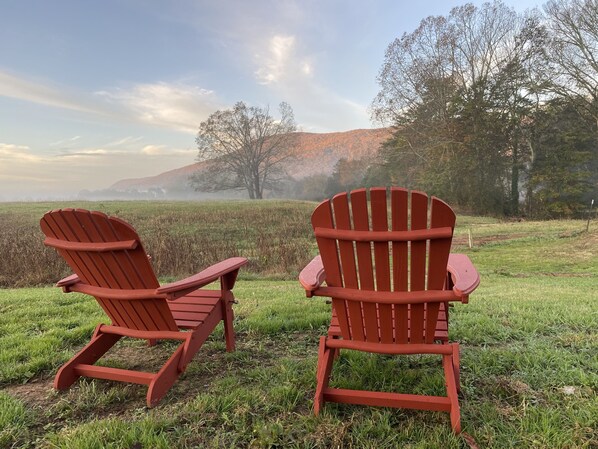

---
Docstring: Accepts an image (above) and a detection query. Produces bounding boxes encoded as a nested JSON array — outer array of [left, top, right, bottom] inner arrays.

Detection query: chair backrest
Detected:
[[40, 209, 178, 331], [312, 187, 456, 344]]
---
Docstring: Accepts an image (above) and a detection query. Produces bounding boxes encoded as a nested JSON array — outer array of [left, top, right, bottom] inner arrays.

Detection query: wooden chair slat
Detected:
[[42, 211, 107, 287], [332, 193, 359, 289], [312, 199, 351, 338], [425, 197, 456, 343], [391, 188, 409, 293], [71, 211, 123, 289], [351, 189, 377, 342], [370, 188, 393, 343], [428, 198, 455, 290], [41, 208, 247, 407]]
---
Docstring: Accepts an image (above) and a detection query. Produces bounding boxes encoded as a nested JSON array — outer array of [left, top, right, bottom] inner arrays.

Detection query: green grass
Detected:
[[1, 201, 597, 447]]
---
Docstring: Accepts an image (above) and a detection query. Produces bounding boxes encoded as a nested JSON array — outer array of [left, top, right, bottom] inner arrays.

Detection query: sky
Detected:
[[0, 0, 543, 200]]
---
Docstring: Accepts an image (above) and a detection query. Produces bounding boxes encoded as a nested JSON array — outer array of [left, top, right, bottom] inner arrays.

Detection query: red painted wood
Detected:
[[409, 191, 428, 344], [317, 287, 458, 304], [312, 200, 350, 338], [40, 208, 247, 407], [147, 344, 186, 407], [298, 255, 326, 294], [333, 193, 364, 341], [325, 339, 453, 355], [313, 227, 453, 242], [351, 189, 378, 342], [370, 188, 392, 344], [332, 193, 358, 289], [391, 188, 409, 292], [302, 187, 479, 433], [425, 197, 455, 342], [314, 336, 336, 415], [43, 237, 138, 252], [74, 364, 154, 385], [390, 188, 409, 343], [323, 388, 452, 412], [54, 330, 121, 390], [447, 254, 480, 297]]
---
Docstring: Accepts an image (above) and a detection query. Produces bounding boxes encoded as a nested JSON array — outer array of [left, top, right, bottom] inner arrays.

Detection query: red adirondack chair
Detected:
[[40, 208, 247, 407], [299, 188, 479, 433]]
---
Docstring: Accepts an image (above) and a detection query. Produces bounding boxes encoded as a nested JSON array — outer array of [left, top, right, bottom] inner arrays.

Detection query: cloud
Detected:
[[0, 140, 198, 199], [255, 35, 298, 85], [252, 35, 369, 132], [0, 143, 43, 163], [0, 70, 100, 114], [0, 70, 222, 134], [49, 136, 81, 147], [141, 145, 195, 156], [97, 82, 222, 134], [105, 136, 144, 147]]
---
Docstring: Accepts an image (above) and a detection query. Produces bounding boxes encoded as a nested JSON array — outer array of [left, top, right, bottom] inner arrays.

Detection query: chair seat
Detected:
[[328, 301, 449, 341], [168, 290, 223, 329]]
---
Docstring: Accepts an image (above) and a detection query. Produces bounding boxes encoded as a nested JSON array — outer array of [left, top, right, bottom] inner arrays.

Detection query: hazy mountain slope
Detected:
[[110, 128, 391, 192]]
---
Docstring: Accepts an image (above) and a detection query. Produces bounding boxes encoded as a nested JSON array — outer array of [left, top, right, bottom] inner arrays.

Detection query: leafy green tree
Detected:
[[325, 158, 368, 197], [372, 2, 549, 215], [528, 99, 598, 217]]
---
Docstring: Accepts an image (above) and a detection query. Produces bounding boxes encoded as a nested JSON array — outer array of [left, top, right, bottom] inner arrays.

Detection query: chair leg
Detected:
[[54, 329, 121, 390], [453, 343, 461, 394], [314, 337, 335, 415], [147, 343, 186, 408], [147, 339, 158, 347], [443, 349, 461, 434], [222, 293, 236, 352]]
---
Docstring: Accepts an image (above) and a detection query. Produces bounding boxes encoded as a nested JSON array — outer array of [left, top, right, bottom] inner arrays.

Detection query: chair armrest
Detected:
[[299, 255, 326, 297], [157, 257, 248, 299], [56, 273, 80, 288], [447, 254, 480, 301]]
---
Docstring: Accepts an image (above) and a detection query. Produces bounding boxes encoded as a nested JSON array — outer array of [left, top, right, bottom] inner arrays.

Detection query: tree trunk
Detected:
[[511, 140, 519, 216]]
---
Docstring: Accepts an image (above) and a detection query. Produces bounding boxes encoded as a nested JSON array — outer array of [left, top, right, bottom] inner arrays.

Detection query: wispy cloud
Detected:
[[252, 35, 369, 132], [141, 144, 195, 156], [49, 136, 81, 147], [105, 136, 144, 147], [0, 70, 222, 134], [0, 143, 43, 162], [255, 35, 299, 85], [96, 82, 222, 134], [0, 140, 198, 199], [0, 71, 100, 114]]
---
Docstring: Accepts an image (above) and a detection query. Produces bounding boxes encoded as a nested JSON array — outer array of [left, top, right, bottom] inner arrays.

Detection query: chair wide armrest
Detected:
[[157, 257, 248, 299], [56, 273, 80, 289], [299, 255, 326, 297], [447, 254, 480, 301]]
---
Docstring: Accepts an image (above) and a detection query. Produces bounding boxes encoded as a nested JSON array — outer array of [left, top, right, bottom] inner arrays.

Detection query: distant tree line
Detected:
[[368, 0, 598, 218]]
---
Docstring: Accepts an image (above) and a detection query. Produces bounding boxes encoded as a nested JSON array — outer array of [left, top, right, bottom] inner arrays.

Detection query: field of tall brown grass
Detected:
[[0, 200, 317, 287]]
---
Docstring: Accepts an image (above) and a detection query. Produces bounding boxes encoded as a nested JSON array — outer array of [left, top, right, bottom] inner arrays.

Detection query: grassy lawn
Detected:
[[0, 201, 597, 448]]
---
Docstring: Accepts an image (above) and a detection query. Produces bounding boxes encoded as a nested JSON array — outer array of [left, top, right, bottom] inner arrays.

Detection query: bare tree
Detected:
[[191, 102, 296, 199], [371, 1, 547, 215], [544, 0, 598, 127]]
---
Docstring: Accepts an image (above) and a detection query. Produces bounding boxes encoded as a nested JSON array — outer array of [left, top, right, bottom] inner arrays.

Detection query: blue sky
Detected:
[[0, 0, 542, 199]]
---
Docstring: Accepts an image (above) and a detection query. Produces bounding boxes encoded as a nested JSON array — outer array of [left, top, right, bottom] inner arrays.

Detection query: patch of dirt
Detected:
[[452, 233, 526, 247], [5, 332, 316, 414], [5, 377, 55, 409]]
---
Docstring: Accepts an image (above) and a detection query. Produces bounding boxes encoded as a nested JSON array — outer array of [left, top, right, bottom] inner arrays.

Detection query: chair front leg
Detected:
[[314, 336, 335, 415], [221, 290, 236, 352], [54, 325, 121, 390]]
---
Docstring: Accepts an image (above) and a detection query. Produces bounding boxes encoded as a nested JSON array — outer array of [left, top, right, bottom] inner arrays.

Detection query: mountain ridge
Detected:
[[110, 128, 391, 193]]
